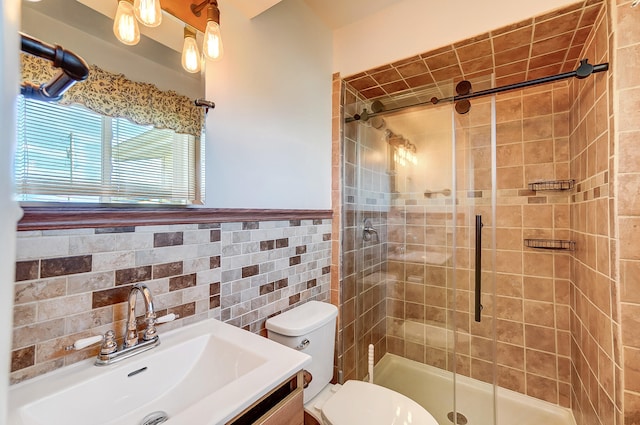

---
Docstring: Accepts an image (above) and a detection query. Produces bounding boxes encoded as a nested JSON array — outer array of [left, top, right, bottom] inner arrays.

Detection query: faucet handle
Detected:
[[65, 334, 103, 351], [100, 330, 118, 355], [142, 316, 158, 341], [155, 313, 179, 324]]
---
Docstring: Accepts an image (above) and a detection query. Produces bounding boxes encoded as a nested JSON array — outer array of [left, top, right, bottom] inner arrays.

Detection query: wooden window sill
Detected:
[[18, 206, 333, 231]]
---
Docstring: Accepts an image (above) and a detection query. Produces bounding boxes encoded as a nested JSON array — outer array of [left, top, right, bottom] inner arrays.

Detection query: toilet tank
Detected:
[[266, 301, 338, 403]]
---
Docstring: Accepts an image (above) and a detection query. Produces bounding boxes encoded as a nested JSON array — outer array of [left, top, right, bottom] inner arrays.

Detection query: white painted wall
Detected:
[[333, 0, 583, 76], [0, 0, 21, 423], [205, 0, 333, 209]]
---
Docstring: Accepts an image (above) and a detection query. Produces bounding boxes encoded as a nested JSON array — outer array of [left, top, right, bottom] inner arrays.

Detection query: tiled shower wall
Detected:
[[340, 81, 389, 382], [614, 1, 640, 424], [484, 84, 573, 406], [567, 2, 621, 424], [11, 219, 332, 384]]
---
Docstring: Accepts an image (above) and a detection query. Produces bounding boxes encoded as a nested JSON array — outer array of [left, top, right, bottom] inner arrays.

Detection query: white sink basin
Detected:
[[9, 318, 311, 425]]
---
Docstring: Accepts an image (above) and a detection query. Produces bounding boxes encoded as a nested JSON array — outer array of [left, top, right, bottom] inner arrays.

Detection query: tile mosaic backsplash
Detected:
[[11, 219, 332, 384]]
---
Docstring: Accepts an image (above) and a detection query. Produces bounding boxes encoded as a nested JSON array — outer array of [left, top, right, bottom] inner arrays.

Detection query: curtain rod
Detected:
[[20, 32, 89, 102], [346, 58, 609, 121]]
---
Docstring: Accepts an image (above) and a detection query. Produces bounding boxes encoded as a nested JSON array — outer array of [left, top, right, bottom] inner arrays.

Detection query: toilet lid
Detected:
[[321, 380, 438, 425]]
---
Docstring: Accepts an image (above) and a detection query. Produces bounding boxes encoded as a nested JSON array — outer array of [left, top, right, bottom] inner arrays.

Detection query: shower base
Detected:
[[373, 354, 576, 425]]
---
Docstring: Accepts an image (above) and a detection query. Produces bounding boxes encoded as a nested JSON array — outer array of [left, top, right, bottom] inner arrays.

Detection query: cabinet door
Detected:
[[257, 389, 304, 425]]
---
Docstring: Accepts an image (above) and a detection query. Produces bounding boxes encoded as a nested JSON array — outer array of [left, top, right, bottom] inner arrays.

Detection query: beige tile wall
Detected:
[[490, 84, 574, 406], [614, 1, 640, 424], [11, 219, 332, 384], [567, 2, 623, 424]]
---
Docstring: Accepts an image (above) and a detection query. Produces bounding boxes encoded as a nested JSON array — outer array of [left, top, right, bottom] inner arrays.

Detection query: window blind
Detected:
[[15, 96, 201, 205]]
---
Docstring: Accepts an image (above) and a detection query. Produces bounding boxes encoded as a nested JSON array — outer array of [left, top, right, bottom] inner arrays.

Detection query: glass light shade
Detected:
[[113, 1, 140, 46], [182, 35, 201, 73], [134, 0, 162, 27], [203, 20, 223, 61]]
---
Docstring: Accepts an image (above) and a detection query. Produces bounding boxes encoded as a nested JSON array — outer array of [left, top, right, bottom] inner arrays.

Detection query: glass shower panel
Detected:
[[354, 109, 390, 381], [340, 75, 498, 425], [340, 84, 390, 383], [385, 102, 458, 370], [451, 75, 497, 425], [341, 79, 462, 417]]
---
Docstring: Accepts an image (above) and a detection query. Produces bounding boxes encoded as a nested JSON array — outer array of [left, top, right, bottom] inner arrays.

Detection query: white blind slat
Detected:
[[15, 96, 200, 204]]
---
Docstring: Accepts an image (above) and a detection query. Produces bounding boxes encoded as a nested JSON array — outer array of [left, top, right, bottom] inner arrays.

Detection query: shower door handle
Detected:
[[475, 215, 483, 322]]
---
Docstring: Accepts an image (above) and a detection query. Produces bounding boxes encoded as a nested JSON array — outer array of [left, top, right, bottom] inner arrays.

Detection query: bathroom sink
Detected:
[[8, 318, 311, 425]]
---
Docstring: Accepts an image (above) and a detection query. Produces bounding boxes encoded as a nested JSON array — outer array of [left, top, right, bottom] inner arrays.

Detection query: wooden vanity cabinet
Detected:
[[227, 371, 304, 425], [256, 388, 303, 425]]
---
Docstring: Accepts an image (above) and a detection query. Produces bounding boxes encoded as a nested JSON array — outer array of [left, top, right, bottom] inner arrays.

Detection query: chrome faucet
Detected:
[[124, 283, 157, 348], [95, 283, 160, 366]]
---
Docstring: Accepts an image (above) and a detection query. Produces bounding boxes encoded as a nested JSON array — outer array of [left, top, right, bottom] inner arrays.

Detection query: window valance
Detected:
[[20, 54, 204, 137]]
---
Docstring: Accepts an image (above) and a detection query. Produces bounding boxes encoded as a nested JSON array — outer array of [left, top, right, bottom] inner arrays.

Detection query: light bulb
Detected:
[[203, 20, 223, 60], [134, 0, 162, 27], [113, 1, 140, 46], [203, 3, 223, 61], [182, 29, 201, 73]]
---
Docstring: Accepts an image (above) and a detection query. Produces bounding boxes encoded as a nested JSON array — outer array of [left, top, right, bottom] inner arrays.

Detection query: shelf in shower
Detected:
[[528, 179, 575, 191], [524, 238, 576, 251]]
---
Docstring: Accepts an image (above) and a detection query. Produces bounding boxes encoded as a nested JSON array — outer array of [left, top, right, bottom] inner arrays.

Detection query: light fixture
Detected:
[[112, 0, 225, 72], [113, 0, 140, 46], [134, 0, 162, 27], [181, 26, 201, 73], [191, 0, 224, 61], [388, 134, 417, 167]]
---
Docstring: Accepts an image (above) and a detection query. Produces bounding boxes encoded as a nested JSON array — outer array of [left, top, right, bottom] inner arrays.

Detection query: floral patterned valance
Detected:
[[21, 54, 204, 137]]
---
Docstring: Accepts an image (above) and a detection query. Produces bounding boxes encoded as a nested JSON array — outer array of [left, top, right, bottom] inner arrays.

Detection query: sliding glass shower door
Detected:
[[451, 76, 497, 425], [340, 76, 498, 425]]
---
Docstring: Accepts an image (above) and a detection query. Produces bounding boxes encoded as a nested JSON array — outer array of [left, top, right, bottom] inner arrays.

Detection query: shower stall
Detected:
[[338, 75, 576, 425]]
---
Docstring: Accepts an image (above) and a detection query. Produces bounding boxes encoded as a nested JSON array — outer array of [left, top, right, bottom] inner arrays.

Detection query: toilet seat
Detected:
[[321, 380, 438, 425]]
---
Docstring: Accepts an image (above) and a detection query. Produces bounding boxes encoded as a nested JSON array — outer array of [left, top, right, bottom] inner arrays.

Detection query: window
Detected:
[[14, 96, 204, 205]]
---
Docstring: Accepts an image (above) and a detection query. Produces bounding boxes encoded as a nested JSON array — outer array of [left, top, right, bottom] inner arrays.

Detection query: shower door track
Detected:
[[346, 58, 609, 122]]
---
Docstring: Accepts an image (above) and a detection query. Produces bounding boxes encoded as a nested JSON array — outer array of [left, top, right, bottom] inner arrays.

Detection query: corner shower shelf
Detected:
[[524, 239, 576, 251], [528, 179, 575, 191]]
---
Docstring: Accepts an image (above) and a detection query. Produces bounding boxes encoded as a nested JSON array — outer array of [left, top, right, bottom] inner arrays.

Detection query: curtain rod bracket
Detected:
[[576, 59, 594, 79]]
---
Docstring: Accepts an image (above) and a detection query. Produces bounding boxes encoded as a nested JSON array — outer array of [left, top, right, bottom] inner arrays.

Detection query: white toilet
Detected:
[[266, 300, 438, 425]]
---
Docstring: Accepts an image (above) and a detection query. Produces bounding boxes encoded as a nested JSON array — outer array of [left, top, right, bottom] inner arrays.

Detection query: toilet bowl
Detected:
[[265, 301, 438, 425]]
